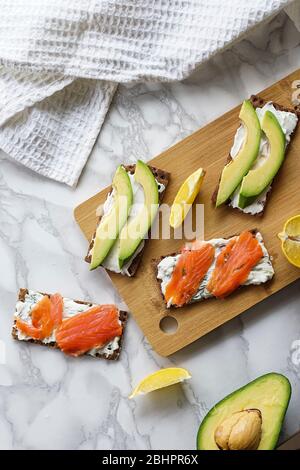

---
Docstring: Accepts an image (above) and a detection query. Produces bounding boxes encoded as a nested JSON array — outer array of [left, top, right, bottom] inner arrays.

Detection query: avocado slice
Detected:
[[238, 110, 286, 206], [237, 192, 259, 209], [197, 373, 291, 450], [118, 160, 159, 267], [216, 100, 261, 207], [90, 166, 133, 270]]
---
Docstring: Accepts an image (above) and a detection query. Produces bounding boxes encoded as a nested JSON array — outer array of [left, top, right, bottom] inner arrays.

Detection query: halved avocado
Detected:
[[216, 100, 261, 207], [197, 373, 291, 450], [238, 110, 286, 206], [90, 166, 133, 270], [118, 160, 159, 267]]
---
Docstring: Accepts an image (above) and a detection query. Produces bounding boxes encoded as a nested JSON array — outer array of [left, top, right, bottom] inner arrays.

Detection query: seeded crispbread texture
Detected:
[[12, 288, 128, 361], [212, 95, 300, 215]]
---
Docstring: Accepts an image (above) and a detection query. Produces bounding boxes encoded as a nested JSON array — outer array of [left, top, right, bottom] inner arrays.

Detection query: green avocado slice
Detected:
[[90, 166, 133, 270], [238, 110, 286, 206], [118, 160, 159, 267], [196, 373, 291, 450], [216, 100, 261, 207]]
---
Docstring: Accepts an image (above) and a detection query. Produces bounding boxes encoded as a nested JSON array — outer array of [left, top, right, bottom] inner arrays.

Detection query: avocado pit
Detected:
[[214, 408, 262, 450]]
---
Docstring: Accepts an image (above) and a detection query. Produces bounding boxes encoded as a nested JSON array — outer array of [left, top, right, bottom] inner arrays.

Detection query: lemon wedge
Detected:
[[169, 168, 205, 229], [278, 215, 300, 267], [129, 367, 191, 399]]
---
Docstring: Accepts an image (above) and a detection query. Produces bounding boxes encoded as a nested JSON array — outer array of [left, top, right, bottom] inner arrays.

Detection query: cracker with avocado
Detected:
[[212, 95, 300, 216], [86, 163, 170, 277]]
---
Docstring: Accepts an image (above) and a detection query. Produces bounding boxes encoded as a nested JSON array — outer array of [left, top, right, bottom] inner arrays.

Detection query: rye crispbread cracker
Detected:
[[212, 95, 300, 216], [12, 288, 128, 361], [86, 164, 170, 276]]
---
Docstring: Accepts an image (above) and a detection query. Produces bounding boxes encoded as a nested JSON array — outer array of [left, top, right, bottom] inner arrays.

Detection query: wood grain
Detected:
[[74, 70, 300, 357]]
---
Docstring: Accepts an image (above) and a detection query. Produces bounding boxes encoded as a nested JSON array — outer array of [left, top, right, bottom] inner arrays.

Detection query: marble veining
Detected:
[[0, 11, 300, 450]]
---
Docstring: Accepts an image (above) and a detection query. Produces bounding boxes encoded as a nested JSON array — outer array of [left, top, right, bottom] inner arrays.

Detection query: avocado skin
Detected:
[[196, 373, 291, 450]]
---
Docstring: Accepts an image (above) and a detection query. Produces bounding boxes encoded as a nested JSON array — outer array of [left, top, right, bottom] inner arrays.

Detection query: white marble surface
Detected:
[[0, 12, 300, 450]]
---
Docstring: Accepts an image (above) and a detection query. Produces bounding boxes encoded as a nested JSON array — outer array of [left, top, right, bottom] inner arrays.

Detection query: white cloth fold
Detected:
[[286, 0, 300, 28], [0, 0, 298, 186]]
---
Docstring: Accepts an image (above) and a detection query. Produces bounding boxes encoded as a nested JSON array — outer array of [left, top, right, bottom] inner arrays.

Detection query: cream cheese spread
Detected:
[[14, 291, 121, 357], [229, 102, 298, 214], [157, 232, 274, 307], [98, 169, 165, 276]]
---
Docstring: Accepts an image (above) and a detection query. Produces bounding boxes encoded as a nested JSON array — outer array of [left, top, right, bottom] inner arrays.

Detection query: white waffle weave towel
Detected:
[[0, 0, 298, 186]]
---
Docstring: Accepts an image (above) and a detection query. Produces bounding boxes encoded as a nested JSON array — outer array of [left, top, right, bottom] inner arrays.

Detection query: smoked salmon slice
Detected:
[[56, 305, 122, 356], [16, 294, 63, 340], [207, 230, 263, 298], [50, 293, 63, 328], [15, 318, 44, 340], [182, 239, 207, 252], [165, 243, 215, 307], [31, 295, 53, 338]]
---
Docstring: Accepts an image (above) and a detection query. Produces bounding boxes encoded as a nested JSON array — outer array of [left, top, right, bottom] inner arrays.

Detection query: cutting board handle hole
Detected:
[[159, 316, 178, 335]]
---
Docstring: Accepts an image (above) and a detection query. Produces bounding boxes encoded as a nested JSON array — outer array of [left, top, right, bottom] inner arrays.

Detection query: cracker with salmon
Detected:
[[12, 288, 127, 360], [154, 230, 274, 308]]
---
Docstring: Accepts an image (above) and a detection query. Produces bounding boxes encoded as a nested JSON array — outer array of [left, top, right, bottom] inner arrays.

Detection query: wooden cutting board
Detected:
[[74, 69, 300, 356]]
